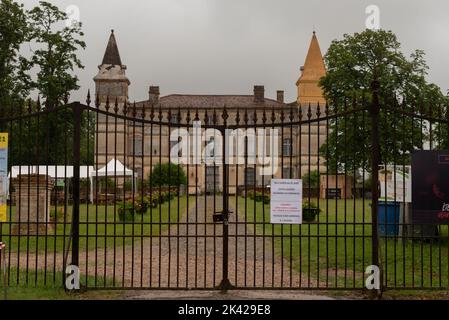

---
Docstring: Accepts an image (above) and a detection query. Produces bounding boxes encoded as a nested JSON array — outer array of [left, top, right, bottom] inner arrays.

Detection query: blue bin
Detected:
[[378, 201, 400, 236]]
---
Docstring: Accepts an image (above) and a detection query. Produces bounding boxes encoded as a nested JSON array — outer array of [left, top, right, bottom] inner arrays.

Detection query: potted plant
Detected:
[[302, 201, 321, 222], [134, 196, 149, 215], [117, 200, 135, 222], [147, 191, 162, 208], [148, 193, 159, 208]]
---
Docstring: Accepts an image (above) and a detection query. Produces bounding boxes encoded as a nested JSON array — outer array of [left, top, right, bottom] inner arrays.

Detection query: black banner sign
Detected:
[[412, 150, 449, 224]]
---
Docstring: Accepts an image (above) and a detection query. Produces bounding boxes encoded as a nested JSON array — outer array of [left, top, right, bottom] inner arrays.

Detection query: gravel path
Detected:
[[122, 289, 336, 300], [5, 195, 321, 289]]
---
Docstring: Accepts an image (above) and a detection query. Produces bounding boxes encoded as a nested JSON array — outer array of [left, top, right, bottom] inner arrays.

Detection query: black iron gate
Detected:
[[0, 88, 448, 293]]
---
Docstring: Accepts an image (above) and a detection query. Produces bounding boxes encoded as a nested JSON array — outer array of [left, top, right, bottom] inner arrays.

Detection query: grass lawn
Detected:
[[1, 268, 120, 300], [0, 196, 189, 254], [0, 196, 188, 291], [233, 197, 449, 289]]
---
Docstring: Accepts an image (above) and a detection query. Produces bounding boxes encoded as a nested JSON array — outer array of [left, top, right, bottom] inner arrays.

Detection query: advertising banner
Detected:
[[412, 150, 449, 224], [0, 133, 8, 222]]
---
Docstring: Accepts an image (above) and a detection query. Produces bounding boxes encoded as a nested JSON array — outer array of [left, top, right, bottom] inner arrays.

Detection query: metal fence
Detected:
[[0, 86, 448, 293]]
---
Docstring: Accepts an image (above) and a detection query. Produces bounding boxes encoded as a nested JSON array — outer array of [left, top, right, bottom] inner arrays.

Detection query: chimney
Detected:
[[276, 90, 284, 103], [149, 86, 160, 104], [253, 85, 264, 103]]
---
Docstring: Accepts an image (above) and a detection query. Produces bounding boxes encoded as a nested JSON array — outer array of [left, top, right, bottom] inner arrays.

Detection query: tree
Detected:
[[301, 170, 320, 188], [148, 163, 187, 187], [28, 1, 85, 107], [0, 1, 92, 166], [319, 29, 447, 172], [0, 0, 31, 116], [26, 1, 90, 165]]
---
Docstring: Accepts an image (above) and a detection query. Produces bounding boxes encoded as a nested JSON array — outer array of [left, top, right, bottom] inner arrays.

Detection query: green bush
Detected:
[[161, 192, 169, 202], [255, 192, 269, 204], [162, 192, 175, 202], [148, 163, 187, 187], [134, 196, 149, 215], [155, 191, 165, 204], [261, 193, 270, 204], [123, 179, 144, 192], [123, 179, 133, 191], [97, 177, 116, 193], [247, 191, 270, 204], [302, 170, 320, 188], [146, 192, 159, 208], [117, 201, 135, 222], [145, 191, 176, 208], [363, 176, 372, 191]]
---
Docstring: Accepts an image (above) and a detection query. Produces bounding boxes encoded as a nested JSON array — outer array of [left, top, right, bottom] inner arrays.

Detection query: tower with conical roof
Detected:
[[94, 30, 130, 107], [295, 31, 327, 176], [94, 30, 130, 170], [296, 31, 326, 105]]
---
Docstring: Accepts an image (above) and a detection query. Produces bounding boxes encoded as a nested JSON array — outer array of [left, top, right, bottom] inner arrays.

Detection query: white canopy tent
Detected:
[[9, 160, 136, 203], [89, 159, 137, 202], [9, 165, 95, 202], [9, 165, 94, 179]]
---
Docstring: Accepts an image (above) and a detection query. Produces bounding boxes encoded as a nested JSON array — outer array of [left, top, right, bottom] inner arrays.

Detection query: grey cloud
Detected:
[[17, 0, 449, 102]]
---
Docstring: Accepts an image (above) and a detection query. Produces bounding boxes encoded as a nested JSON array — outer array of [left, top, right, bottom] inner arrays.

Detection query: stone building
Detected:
[[94, 30, 327, 194]]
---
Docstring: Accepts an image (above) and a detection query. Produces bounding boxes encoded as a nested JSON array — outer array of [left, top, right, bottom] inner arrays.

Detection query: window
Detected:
[[170, 140, 182, 157], [129, 136, 143, 156], [283, 138, 292, 156], [137, 140, 143, 156], [282, 167, 292, 179], [245, 167, 255, 186], [205, 137, 215, 158]]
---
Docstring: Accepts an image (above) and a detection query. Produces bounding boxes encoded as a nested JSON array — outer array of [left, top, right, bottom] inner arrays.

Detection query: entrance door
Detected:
[[205, 165, 220, 193]]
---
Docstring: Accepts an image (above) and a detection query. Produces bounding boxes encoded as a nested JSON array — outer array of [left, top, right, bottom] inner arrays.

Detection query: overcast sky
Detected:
[[18, 0, 449, 103]]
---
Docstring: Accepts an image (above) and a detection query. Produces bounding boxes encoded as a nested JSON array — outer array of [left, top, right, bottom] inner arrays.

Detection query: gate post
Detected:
[[71, 102, 82, 270], [217, 108, 234, 292], [369, 81, 382, 295]]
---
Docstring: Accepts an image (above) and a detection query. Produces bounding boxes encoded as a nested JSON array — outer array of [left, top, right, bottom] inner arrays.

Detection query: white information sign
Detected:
[[379, 165, 411, 203], [270, 179, 302, 224]]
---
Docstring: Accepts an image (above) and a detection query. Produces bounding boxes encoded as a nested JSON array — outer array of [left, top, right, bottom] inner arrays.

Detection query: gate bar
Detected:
[[217, 112, 234, 291], [369, 81, 382, 295], [71, 102, 82, 269]]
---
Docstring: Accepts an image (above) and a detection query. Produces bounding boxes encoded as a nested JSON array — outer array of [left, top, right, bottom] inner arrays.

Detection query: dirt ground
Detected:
[[80, 289, 449, 300], [119, 289, 337, 300]]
